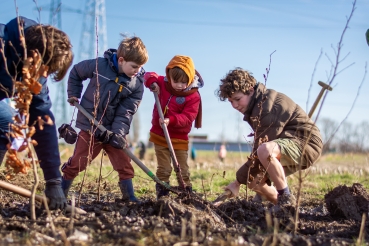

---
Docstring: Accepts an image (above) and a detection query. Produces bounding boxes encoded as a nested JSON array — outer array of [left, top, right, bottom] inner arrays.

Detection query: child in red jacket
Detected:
[[144, 55, 204, 199]]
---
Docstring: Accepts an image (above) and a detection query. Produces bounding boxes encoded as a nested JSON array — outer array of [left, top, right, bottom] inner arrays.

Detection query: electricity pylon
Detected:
[[49, 0, 68, 130], [78, 0, 108, 61]]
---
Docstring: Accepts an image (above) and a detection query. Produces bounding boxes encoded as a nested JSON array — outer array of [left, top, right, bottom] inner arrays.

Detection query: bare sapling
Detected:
[[294, 0, 365, 233], [76, 16, 111, 206]]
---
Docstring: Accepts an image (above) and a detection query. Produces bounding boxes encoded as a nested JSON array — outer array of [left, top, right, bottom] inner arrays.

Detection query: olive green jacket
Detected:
[[236, 83, 323, 184]]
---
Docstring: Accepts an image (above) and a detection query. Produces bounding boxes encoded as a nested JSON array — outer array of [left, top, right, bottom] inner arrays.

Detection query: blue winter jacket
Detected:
[[0, 16, 38, 99], [0, 17, 62, 180], [68, 49, 145, 136]]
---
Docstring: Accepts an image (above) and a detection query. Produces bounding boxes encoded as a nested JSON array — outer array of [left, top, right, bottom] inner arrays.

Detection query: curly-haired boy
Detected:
[[216, 68, 322, 212]]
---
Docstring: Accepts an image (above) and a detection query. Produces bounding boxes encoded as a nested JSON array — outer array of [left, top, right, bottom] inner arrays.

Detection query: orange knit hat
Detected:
[[166, 55, 195, 86]]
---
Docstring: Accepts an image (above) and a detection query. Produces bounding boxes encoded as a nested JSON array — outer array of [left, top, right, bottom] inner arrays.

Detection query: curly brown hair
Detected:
[[117, 35, 148, 65], [216, 68, 257, 101], [25, 25, 73, 81]]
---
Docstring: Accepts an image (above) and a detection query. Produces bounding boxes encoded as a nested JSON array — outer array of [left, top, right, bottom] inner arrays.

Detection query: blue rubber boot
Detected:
[[61, 178, 73, 198], [119, 179, 140, 203]]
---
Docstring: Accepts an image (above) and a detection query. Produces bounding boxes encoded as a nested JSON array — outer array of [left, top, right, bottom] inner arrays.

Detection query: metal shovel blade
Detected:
[[212, 190, 232, 207]]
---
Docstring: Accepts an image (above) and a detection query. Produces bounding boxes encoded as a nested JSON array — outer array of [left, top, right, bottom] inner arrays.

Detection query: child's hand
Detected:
[[67, 97, 79, 106], [150, 83, 160, 94], [144, 72, 159, 84], [159, 118, 169, 126], [224, 180, 241, 197]]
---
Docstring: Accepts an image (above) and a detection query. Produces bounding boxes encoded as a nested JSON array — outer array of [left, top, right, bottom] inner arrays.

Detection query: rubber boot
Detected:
[[119, 179, 140, 203], [185, 186, 193, 193], [156, 182, 170, 199], [61, 178, 73, 198], [0, 149, 7, 166]]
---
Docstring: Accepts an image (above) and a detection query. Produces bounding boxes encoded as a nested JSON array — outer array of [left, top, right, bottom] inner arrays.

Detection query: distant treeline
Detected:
[[318, 118, 369, 153]]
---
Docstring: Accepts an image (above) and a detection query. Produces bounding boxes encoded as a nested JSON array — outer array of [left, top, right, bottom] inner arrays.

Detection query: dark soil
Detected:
[[0, 176, 368, 245]]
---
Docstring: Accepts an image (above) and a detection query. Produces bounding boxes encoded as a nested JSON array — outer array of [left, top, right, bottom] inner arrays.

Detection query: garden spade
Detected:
[[152, 91, 186, 190], [212, 190, 232, 207], [69, 100, 176, 194], [212, 80, 334, 207]]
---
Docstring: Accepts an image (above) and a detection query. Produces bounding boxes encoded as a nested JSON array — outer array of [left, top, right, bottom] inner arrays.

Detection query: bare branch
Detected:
[[306, 49, 323, 112], [335, 62, 355, 76], [263, 50, 276, 86], [313, 0, 357, 124], [325, 62, 367, 145]]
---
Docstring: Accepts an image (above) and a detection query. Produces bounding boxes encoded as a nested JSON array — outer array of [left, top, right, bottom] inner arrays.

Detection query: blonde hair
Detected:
[[117, 35, 148, 65], [216, 68, 257, 101]]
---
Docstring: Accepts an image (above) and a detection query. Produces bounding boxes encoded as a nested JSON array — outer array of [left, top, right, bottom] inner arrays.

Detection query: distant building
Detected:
[[189, 134, 252, 152], [145, 134, 253, 152]]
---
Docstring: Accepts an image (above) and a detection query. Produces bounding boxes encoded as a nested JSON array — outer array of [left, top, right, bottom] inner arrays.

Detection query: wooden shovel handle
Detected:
[[0, 180, 86, 214]]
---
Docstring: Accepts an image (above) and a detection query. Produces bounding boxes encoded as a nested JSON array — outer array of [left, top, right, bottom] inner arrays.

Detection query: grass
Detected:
[[2, 144, 369, 203]]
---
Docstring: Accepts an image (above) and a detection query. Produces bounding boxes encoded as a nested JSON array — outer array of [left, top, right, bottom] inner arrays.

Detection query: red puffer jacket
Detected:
[[144, 74, 201, 141]]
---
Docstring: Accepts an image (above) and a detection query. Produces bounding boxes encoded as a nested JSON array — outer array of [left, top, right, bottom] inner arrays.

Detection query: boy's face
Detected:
[[118, 57, 143, 77], [228, 89, 254, 114], [170, 76, 188, 91]]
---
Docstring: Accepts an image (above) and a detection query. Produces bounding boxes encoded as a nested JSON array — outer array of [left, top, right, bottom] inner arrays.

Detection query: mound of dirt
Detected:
[[324, 183, 369, 221], [1, 176, 368, 245], [155, 194, 226, 229]]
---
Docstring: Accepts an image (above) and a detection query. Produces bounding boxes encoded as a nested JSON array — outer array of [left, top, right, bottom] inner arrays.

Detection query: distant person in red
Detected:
[[218, 144, 227, 162], [144, 55, 204, 199]]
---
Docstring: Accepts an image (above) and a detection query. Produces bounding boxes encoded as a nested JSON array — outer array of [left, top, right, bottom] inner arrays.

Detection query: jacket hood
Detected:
[[104, 48, 145, 77], [184, 70, 204, 91], [3, 17, 37, 73], [104, 48, 117, 71], [166, 55, 195, 86]]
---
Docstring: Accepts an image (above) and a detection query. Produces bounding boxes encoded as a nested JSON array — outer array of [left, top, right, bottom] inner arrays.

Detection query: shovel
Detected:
[[152, 91, 186, 190], [69, 100, 175, 193], [0, 180, 87, 214], [212, 190, 232, 207]]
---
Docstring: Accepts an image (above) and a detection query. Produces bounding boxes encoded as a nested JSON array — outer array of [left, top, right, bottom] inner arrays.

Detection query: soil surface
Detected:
[[0, 176, 368, 245]]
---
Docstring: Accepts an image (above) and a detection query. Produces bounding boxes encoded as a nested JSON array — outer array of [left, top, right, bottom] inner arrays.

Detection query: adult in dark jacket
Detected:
[[62, 36, 149, 203], [0, 16, 73, 209], [216, 68, 322, 212]]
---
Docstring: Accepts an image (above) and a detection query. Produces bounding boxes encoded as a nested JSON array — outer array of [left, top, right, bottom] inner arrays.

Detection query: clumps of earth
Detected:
[[325, 183, 369, 221], [0, 179, 368, 245]]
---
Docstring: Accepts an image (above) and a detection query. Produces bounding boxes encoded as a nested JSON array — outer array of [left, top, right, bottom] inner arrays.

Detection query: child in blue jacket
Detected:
[[0, 16, 73, 209]]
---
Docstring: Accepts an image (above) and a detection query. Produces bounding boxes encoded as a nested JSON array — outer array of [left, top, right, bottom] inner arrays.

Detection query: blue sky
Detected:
[[1, 0, 368, 143]]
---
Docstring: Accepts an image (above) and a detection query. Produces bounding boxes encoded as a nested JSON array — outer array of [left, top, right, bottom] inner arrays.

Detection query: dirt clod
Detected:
[[324, 183, 369, 221]]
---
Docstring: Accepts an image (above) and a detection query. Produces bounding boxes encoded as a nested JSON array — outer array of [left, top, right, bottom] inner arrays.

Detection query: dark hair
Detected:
[[25, 25, 73, 81], [216, 68, 257, 101]]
